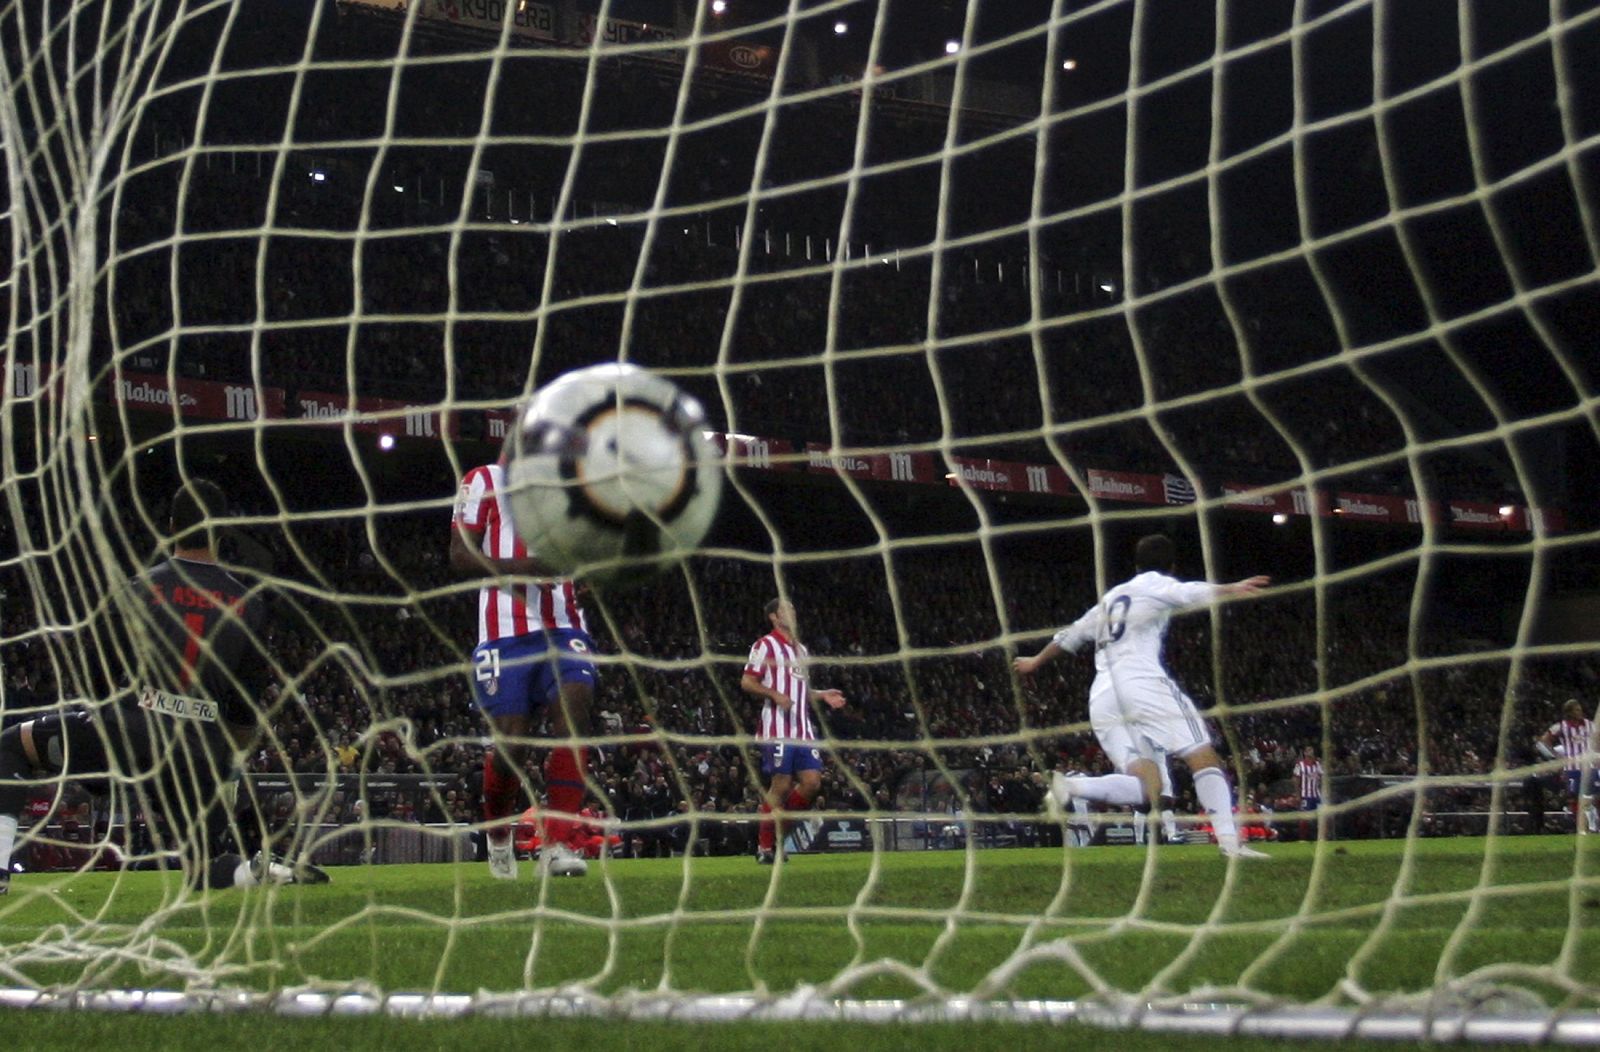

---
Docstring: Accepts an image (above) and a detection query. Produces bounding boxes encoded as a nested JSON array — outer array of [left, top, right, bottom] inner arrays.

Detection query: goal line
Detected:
[[3, 986, 1600, 1043]]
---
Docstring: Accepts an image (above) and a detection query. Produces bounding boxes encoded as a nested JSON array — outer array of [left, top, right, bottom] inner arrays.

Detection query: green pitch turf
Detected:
[[1, 836, 1596, 1048]]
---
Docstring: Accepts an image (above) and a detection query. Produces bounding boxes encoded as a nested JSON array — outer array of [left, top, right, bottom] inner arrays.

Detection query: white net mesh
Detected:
[[2, 0, 1599, 1027]]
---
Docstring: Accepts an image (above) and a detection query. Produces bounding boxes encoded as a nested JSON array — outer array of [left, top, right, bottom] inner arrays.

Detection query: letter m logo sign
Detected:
[[888, 452, 915, 481], [9, 363, 38, 398], [1026, 465, 1050, 493], [405, 411, 436, 437], [224, 386, 258, 420]]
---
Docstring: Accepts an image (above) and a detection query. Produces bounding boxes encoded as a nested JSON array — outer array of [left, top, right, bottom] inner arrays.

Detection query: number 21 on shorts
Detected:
[[475, 647, 501, 683]]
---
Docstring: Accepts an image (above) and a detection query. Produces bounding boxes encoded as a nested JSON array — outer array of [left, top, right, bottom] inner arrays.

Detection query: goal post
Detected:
[[2, 0, 1599, 1038]]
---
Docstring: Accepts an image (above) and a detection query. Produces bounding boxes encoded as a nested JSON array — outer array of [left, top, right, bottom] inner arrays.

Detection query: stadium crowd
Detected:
[[113, 154, 1501, 503], [98, 0, 1514, 506], [5, 490, 1591, 857]]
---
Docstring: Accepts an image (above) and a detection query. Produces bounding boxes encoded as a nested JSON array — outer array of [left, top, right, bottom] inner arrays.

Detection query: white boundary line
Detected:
[[2, 988, 1599, 1043]]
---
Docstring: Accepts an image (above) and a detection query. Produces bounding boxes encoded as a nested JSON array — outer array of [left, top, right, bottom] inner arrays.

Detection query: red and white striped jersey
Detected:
[[454, 463, 587, 644], [1293, 758, 1323, 801], [745, 630, 813, 741], [1548, 718, 1595, 772]]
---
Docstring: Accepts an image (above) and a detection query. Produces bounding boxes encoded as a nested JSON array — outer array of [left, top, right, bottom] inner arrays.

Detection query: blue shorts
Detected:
[[1567, 770, 1595, 798], [760, 741, 823, 779], [471, 630, 597, 719]]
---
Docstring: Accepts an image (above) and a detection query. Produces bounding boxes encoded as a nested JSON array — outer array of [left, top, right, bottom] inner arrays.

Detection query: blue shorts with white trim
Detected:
[[760, 741, 823, 778], [471, 629, 597, 719]]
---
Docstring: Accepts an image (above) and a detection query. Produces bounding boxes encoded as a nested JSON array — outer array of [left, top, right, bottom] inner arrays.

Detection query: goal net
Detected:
[[2, 0, 1599, 1037]]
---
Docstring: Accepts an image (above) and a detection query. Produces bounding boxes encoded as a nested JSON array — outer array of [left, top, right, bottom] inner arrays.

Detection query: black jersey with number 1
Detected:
[[133, 556, 271, 729]]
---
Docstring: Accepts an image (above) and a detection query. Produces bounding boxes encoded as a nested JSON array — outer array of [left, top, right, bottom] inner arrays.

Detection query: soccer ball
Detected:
[[503, 363, 723, 585]]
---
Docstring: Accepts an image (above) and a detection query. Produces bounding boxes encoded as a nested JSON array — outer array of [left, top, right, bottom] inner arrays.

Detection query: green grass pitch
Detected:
[[1, 836, 1596, 1049]]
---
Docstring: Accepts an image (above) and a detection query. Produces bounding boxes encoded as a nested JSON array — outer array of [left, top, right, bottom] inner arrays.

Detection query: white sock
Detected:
[[1064, 773, 1146, 808], [1068, 797, 1092, 846], [1193, 768, 1237, 841], [0, 814, 17, 873], [1133, 810, 1147, 844], [233, 859, 258, 888], [1162, 810, 1178, 841]]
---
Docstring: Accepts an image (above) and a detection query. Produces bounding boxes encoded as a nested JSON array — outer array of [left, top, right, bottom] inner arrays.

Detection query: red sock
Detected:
[[482, 752, 520, 839], [757, 803, 775, 852], [784, 789, 811, 812], [542, 746, 587, 845]]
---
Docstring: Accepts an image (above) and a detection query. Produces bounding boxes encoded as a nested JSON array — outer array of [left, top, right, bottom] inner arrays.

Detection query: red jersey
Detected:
[[745, 630, 814, 742], [453, 464, 586, 643]]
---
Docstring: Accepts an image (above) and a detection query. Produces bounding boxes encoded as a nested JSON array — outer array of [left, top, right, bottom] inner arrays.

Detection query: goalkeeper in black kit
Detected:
[[0, 479, 326, 893]]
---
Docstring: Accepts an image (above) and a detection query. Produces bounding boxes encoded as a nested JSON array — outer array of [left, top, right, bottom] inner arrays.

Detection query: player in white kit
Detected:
[[1014, 534, 1270, 859]]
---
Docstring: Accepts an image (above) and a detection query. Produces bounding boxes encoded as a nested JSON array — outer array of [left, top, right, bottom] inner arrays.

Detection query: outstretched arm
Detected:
[[1013, 640, 1063, 677], [1016, 602, 1099, 675], [1217, 575, 1270, 598], [811, 687, 846, 709]]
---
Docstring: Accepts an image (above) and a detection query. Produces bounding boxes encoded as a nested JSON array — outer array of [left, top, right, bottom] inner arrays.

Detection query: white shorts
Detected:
[[1087, 691, 1176, 796], [1088, 674, 1211, 771]]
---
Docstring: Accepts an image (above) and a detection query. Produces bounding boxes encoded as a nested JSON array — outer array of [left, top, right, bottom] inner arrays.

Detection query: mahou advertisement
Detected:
[[66, 365, 1564, 534]]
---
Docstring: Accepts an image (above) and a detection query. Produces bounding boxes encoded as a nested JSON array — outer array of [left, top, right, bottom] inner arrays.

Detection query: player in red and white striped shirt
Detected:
[[1292, 746, 1323, 841], [451, 460, 594, 879], [1293, 746, 1323, 808], [740, 598, 845, 864], [1536, 699, 1597, 834]]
